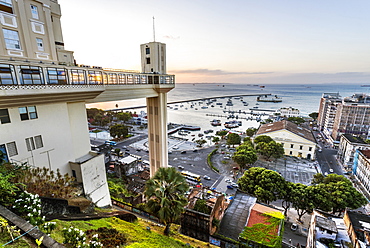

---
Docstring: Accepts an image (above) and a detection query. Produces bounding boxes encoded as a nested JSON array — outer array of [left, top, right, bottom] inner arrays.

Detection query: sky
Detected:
[[59, 0, 370, 84]]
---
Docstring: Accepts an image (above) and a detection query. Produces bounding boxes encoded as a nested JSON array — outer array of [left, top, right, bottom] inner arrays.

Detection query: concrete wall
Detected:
[[80, 153, 111, 207]]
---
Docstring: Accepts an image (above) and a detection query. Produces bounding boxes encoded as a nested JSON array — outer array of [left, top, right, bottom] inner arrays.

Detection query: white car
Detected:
[[329, 168, 333, 173], [225, 178, 232, 183], [203, 175, 211, 180]]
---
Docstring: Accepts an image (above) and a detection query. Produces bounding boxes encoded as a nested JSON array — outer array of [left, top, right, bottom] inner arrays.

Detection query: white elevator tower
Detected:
[[140, 42, 167, 74]]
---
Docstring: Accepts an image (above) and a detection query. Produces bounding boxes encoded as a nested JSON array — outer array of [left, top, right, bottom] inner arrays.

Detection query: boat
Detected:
[[216, 102, 222, 105], [210, 119, 222, 126], [226, 99, 233, 106], [201, 106, 208, 109], [257, 95, 282, 103], [224, 120, 242, 128]]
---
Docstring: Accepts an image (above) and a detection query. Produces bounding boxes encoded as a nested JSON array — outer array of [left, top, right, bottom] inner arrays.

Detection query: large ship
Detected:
[[257, 95, 282, 103]]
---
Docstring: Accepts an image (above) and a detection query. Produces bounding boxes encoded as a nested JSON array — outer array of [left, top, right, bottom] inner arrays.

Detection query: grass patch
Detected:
[[49, 217, 216, 248], [0, 232, 34, 247], [207, 149, 219, 172]]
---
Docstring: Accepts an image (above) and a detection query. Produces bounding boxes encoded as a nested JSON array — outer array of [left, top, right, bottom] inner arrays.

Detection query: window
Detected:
[[88, 71, 102, 84], [19, 66, 44, 85], [107, 73, 117, 84], [309, 147, 313, 151], [145, 47, 150, 54], [19, 106, 37, 121], [289, 151, 293, 155], [118, 74, 126, 84], [30, 5, 38, 19], [0, 64, 16, 85], [70, 69, 85, 84], [146, 57, 150, 64], [3, 28, 20, 49], [34, 135, 43, 149], [36, 38, 43, 51], [0, 0, 12, 7], [300, 145, 303, 150], [25, 137, 35, 151], [0, 0, 13, 14], [0, 109, 10, 124], [290, 144, 294, 148], [6, 141, 17, 157], [46, 68, 67, 84]]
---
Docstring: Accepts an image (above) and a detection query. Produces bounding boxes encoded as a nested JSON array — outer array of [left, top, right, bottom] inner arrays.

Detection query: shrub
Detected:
[[12, 191, 44, 226]]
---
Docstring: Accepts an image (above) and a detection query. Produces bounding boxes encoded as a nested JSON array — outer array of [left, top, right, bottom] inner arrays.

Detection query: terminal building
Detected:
[[0, 0, 175, 206]]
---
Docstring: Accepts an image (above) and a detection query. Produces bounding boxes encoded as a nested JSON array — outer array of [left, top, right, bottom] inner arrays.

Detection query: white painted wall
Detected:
[[0, 101, 91, 175], [80, 154, 111, 207]]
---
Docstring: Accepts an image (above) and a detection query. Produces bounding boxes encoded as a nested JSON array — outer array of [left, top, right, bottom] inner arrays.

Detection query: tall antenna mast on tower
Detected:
[[153, 16, 156, 42]]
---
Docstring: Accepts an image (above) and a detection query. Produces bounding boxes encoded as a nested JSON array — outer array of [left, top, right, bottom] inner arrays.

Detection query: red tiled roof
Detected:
[[246, 204, 280, 237]]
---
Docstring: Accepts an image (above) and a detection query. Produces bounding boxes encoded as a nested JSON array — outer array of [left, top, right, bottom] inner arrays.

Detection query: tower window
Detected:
[[146, 58, 151, 64], [19, 106, 38, 121], [30, 5, 39, 19], [0, 109, 10, 124], [146, 47, 150, 54], [3, 29, 20, 50], [36, 38, 43, 51]]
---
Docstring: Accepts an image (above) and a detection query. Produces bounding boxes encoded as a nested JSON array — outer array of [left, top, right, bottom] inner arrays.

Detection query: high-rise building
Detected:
[[317, 93, 341, 138], [0, 0, 175, 206], [331, 94, 370, 141]]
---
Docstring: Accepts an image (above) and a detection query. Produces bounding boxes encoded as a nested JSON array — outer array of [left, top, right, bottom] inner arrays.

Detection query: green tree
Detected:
[[238, 167, 286, 204], [287, 117, 305, 125], [216, 130, 228, 139], [195, 139, 207, 147], [254, 135, 273, 144], [212, 136, 220, 144], [309, 112, 319, 120], [311, 174, 367, 215], [255, 141, 284, 160], [227, 133, 241, 147], [117, 112, 132, 123], [232, 149, 257, 170], [246, 128, 257, 137], [280, 181, 295, 216], [145, 167, 189, 235], [110, 124, 129, 139], [193, 199, 211, 214], [290, 183, 314, 222]]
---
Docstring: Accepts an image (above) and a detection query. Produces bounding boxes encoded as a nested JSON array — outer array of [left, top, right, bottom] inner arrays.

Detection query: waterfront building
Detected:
[[255, 120, 317, 160], [331, 94, 370, 141], [0, 0, 174, 206], [337, 134, 370, 171], [353, 149, 370, 199], [276, 107, 300, 117], [317, 93, 342, 140]]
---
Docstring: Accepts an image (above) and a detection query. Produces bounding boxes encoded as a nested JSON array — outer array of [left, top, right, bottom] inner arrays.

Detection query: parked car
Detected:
[[178, 165, 184, 170], [291, 223, 298, 231], [181, 151, 187, 154], [227, 185, 233, 189], [225, 178, 232, 183], [231, 183, 238, 188]]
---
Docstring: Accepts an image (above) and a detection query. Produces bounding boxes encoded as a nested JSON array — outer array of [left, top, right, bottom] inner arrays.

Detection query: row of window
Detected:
[[3, 28, 44, 51], [0, 0, 39, 18], [0, 106, 37, 124], [281, 142, 313, 151], [1, 135, 43, 159], [0, 64, 174, 85]]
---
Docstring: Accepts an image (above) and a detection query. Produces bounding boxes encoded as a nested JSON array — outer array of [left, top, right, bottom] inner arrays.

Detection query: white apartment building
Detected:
[[255, 120, 317, 160], [337, 134, 370, 170], [0, 0, 175, 206], [276, 107, 300, 117], [353, 149, 370, 198]]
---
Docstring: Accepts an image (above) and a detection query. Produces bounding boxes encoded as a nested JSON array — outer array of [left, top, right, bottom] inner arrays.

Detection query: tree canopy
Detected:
[[309, 112, 319, 120], [254, 135, 273, 144], [255, 141, 284, 160], [232, 149, 257, 170], [246, 128, 257, 137], [110, 124, 129, 139], [287, 117, 305, 125], [145, 167, 189, 235], [238, 167, 286, 204], [227, 133, 241, 147]]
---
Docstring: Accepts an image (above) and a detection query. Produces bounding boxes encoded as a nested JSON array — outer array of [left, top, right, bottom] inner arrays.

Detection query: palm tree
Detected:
[[144, 167, 189, 235]]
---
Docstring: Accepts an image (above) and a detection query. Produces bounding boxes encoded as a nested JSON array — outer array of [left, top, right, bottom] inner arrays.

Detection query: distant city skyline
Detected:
[[60, 0, 370, 84]]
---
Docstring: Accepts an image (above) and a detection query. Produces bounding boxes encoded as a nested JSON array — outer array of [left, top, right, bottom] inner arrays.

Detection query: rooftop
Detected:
[[315, 215, 337, 233], [217, 192, 256, 240], [256, 120, 315, 143], [342, 134, 367, 144]]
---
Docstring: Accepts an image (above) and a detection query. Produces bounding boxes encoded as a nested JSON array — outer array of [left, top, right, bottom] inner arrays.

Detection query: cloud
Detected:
[[169, 68, 273, 76], [163, 35, 180, 40]]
